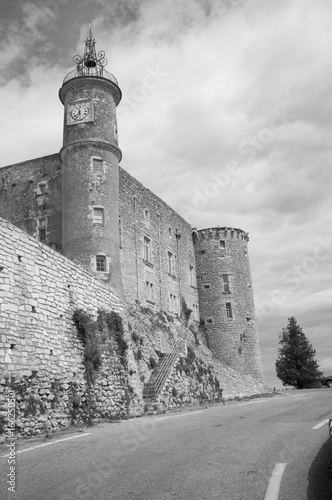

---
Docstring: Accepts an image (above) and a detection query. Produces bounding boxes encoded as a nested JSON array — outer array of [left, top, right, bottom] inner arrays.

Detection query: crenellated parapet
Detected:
[[192, 226, 249, 242]]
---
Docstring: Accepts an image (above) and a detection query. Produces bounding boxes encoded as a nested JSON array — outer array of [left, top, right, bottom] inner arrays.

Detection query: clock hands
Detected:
[[70, 104, 89, 121]]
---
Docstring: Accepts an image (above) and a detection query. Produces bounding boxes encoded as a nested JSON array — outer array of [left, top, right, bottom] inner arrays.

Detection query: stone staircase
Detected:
[[143, 339, 184, 406]]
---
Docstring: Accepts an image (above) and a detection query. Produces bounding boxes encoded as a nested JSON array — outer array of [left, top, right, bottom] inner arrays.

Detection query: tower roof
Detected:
[[62, 22, 118, 85]]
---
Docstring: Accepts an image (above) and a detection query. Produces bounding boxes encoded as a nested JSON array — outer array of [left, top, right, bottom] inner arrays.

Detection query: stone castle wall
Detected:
[[0, 158, 200, 317], [0, 154, 62, 250], [0, 216, 124, 378], [119, 167, 199, 315], [194, 227, 263, 380]]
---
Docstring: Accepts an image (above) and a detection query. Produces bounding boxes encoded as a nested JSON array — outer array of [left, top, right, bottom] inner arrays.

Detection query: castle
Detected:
[[0, 28, 263, 382]]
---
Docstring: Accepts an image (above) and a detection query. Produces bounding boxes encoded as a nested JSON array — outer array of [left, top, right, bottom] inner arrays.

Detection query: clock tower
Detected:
[[59, 24, 124, 296]]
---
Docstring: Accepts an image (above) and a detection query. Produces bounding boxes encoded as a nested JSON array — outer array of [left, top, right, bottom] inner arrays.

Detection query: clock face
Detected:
[[71, 104, 89, 121], [67, 100, 94, 126]]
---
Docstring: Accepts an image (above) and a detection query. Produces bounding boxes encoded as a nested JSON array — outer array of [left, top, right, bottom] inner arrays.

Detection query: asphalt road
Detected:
[[1, 389, 332, 500]]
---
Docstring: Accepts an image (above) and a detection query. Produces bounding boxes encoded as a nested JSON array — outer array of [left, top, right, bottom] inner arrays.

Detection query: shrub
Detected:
[[181, 297, 192, 325], [157, 311, 167, 323], [131, 331, 140, 344], [186, 346, 196, 363], [149, 357, 158, 370], [136, 348, 143, 361], [24, 394, 47, 417]]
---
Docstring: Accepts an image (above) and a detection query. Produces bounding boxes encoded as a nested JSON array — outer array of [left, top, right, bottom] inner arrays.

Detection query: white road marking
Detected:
[[264, 463, 287, 500], [239, 399, 271, 406], [312, 418, 329, 430], [0, 432, 92, 458], [155, 410, 205, 420]]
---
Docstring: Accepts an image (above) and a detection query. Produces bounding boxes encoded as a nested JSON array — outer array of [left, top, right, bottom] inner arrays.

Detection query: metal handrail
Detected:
[[154, 340, 183, 398], [63, 67, 118, 85]]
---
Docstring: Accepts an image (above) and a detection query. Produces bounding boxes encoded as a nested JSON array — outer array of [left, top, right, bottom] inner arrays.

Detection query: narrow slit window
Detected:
[[119, 217, 122, 248], [144, 209, 150, 228], [143, 236, 152, 262], [145, 281, 154, 301], [189, 265, 195, 286], [169, 293, 177, 312], [168, 252, 175, 275]]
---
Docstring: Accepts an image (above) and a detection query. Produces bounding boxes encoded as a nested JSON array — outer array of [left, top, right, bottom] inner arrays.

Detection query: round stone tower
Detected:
[[59, 25, 123, 295], [193, 227, 264, 380]]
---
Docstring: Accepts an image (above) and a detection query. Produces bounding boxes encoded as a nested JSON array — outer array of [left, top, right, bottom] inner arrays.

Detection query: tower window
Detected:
[[226, 302, 233, 318], [38, 182, 47, 194], [220, 240, 226, 256], [168, 251, 175, 275], [93, 207, 105, 225], [96, 255, 106, 272], [143, 236, 152, 262], [38, 218, 47, 241], [222, 274, 230, 293], [93, 158, 103, 173]]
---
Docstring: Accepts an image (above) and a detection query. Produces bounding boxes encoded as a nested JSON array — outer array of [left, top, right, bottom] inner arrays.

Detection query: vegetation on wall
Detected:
[[73, 308, 127, 384], [73, 309, 102, 385], [180, 297, 192, 326], [72, 308, 128, 424], [97, 309, 128, 366]]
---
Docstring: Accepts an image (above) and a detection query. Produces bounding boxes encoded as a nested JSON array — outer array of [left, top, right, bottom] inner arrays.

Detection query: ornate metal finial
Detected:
[[72, 22, 108, 77]]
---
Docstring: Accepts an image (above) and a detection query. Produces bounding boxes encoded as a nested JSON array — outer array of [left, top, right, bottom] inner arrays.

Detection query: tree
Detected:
[[275, 317, 322, 389]]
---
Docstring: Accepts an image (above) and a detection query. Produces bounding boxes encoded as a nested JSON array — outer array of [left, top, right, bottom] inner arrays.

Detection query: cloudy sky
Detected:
[[1, 0, 332, 388]]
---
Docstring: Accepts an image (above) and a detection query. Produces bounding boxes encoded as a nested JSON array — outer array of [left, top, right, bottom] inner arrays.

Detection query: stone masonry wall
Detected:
[[0, 217, 132, 436], [0, 157, 200, 318], [119, 167, 199, 317], [0, 217, 124, 377], [0, 154, 62, 250]]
